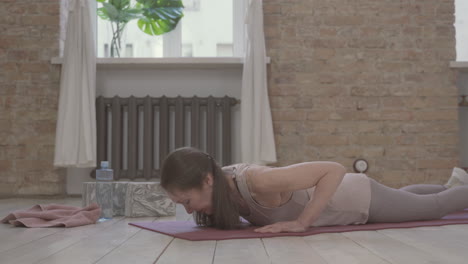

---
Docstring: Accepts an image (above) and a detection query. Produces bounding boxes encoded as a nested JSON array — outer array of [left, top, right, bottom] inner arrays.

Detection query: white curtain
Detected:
[[241, 0, 277, 165], [54, 0, 96, 168]]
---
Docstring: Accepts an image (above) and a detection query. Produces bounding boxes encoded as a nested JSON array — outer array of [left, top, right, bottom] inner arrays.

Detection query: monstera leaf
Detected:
[[136, 0, 184, 36], [96, 0, 184, 57], [98, 2, 142, 23]]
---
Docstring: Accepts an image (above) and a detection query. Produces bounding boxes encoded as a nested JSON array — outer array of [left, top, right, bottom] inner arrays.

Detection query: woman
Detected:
[[160, 147, 468, 233]]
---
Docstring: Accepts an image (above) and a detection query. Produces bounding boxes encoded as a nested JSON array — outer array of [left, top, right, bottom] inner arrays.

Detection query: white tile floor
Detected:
[[1, 197, 468, 264]]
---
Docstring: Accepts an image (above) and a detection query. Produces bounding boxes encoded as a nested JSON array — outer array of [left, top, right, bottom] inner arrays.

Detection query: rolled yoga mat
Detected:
[[129, 209, 468, 241]]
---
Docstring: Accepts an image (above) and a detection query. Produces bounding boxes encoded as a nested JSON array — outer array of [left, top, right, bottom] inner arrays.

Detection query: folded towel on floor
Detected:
[[130, 209, 468, 241], [1, 203, 101, 227]]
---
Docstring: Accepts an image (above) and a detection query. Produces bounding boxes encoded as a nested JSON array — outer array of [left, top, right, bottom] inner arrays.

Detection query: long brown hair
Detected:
[[160, 147, 241, 229]]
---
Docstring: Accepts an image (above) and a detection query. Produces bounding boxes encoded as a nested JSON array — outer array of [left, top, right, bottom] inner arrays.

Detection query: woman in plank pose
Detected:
[[161, 147, 468, 233]]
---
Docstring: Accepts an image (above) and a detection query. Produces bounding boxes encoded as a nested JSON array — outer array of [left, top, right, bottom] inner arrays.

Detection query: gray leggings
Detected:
[[368, 179, 468, 223]]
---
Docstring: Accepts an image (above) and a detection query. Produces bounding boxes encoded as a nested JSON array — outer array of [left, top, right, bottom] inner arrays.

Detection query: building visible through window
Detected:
[[103, 43, 109, 58], [184, 0, 201, 11], [216, 43, 233, 57], [182, 43, 194, 57], [125, 44, 134, 57]]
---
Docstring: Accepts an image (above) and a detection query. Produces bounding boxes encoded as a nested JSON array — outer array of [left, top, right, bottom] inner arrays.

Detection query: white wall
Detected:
[[458, 72, 468, 168], [456, 1, 468, 168], [97, 68, 241, 98], [456, 0, 468, 61]]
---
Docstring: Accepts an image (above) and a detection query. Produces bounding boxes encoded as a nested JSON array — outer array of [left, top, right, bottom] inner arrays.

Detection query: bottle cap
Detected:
[[100, 161, 109, 169]]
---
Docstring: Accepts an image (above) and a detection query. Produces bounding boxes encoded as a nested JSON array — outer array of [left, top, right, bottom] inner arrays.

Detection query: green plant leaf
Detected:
[[135, 0, 184, 35], [97, 7, 109, 20], [136, 0, 184, 8], [98, 2, 142, 23], [118, 9, 143, 23], [100, 2, 120, 21], [109, 0, 131, 10]]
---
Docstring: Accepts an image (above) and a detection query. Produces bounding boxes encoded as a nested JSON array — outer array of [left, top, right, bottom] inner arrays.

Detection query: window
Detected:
[[103, 43, 109, 58], [456, 0, 468, 61], [95, 0, 246, 58], [182, 43, 194, 57], [125, 44, 134, 57], [216, 43, 233, 57], [184, 0, 201, 11]]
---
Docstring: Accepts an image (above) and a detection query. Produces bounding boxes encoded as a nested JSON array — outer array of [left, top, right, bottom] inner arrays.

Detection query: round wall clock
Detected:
[[353, 159, 369, 173]]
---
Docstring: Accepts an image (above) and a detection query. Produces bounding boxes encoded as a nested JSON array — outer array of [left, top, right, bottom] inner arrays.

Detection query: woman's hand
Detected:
[[253, 220, 308, 233]]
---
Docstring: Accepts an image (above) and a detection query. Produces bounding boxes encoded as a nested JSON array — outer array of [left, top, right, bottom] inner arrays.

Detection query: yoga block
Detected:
[[82, 181, 175, 217]]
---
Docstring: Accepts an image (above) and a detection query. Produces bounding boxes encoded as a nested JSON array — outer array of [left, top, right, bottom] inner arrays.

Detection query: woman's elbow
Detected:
[[332, 162, 346, 178]]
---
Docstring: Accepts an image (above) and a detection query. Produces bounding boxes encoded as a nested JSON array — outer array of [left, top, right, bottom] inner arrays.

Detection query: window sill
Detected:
[[51, 57, 271, 70], [450, 61, 468, 71]]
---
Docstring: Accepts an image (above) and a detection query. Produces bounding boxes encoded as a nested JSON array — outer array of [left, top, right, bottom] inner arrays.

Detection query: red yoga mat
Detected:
[[129, 209, 468, 241]]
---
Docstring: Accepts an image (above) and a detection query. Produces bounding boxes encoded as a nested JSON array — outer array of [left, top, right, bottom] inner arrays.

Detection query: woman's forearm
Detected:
[[296, 168, 345, 227]]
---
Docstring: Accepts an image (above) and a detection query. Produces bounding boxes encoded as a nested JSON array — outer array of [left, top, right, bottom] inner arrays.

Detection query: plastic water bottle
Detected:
[[96, 161, 113, 221]]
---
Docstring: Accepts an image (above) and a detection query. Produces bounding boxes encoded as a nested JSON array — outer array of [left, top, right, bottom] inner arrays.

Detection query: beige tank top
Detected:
[[224, 163, 371, 227]]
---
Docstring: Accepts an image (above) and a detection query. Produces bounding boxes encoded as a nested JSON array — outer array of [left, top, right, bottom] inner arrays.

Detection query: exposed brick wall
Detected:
[[265, 0, 458, 187], [0, 0, 65, 195]]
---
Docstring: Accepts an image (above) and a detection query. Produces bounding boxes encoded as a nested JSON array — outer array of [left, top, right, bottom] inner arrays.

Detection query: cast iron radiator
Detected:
[[92, 95, 238, 180]]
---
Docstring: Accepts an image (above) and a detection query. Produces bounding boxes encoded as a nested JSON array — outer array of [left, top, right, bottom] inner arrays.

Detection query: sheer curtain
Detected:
[[54, 0, 96, 168], [240, 0, 277, 165]]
